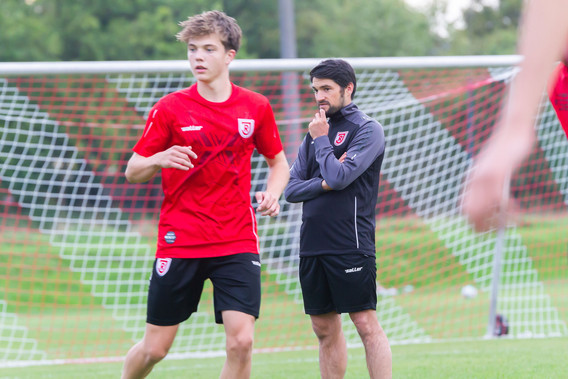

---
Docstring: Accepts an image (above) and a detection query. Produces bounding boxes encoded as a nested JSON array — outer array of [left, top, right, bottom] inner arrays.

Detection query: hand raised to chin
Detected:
[[308, 108, 329, 139]]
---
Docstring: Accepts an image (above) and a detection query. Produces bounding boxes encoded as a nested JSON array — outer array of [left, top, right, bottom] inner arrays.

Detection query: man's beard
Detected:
[[318, 88, 346, 116], [324, 102, 342, 116]]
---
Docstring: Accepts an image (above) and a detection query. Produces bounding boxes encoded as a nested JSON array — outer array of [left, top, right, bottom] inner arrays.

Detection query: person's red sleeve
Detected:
[[133, 104, 171, 157], [253, 101, 283, 159], [548, 62, 568, 140]]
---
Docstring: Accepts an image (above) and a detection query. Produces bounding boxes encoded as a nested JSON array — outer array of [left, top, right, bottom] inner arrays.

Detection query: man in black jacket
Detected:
[[285, 59, 391, 379]]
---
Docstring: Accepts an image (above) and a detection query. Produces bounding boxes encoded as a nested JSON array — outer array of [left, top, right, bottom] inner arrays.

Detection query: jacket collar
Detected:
[[329, 102, 358, 121]]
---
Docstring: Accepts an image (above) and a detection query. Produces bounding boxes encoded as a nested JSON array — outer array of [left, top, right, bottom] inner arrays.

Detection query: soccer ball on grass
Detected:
[[460, 284, 478, 299]]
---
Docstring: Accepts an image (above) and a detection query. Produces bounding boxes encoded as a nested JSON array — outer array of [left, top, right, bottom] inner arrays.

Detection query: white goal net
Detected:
[[0, 57, 567, 365]]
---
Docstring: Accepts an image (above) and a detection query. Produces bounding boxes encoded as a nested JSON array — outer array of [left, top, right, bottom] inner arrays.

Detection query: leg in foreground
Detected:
[[121, 323, 179, 379], [220, 310, 256, 379], [350, 309, 392, 379], [311, 312, 347, 379]]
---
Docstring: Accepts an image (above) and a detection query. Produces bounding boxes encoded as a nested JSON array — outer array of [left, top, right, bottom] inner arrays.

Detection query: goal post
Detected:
[[0, 56, 567, 366]]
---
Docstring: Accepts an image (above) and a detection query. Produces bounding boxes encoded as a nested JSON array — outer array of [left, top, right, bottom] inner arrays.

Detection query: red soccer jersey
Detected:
[[133, 83, 283, 258], [548, 62, 568, 139]]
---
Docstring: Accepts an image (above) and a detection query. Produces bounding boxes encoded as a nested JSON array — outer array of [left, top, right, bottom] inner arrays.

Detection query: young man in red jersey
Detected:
[[121, 10, 289, 379]]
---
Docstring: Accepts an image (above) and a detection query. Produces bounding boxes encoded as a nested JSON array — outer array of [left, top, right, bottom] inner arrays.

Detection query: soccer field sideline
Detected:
[[1, 337, 566, 378]]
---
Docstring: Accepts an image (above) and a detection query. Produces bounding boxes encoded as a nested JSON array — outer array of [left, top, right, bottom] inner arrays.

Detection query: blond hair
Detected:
[[176, 10, 242, 52]]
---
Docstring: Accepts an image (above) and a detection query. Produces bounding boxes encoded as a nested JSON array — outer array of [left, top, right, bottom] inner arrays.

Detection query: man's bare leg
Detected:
[[220, 310, 256, 379], [121, 323, 179, 379], [350, 310, 392, 379], [310, 312, 347, 379]]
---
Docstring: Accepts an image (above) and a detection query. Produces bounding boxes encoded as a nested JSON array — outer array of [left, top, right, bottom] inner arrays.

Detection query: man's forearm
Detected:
[[125, 153, 161, 183], [265, 159, 290, 198], [284, 176, 326, 203]]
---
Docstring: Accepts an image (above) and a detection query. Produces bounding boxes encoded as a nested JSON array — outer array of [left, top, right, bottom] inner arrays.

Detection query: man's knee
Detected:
[[226, 332, 254, 359], [141, 343, 170, 365], [311, 314, 342, 341], [139, 324, 178, 365], [350, 311, 380, 337], [312, 322, 333, 339]]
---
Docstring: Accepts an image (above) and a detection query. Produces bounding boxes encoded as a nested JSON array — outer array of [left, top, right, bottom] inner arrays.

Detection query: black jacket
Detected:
[[284, 103, 385, 256]]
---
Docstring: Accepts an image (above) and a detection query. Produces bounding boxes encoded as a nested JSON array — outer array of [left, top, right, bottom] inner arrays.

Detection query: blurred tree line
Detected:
[[0, 0, 523, 61]]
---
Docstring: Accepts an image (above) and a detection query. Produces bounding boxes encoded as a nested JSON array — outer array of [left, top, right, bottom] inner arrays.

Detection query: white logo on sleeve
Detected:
[[238, 118, 255, 138], [156, 258, 172, 276], [334, 131, 349, 146]]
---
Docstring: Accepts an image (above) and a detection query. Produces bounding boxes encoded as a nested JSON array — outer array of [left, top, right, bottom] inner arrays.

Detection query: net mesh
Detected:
[[1, 59, 567, 364]]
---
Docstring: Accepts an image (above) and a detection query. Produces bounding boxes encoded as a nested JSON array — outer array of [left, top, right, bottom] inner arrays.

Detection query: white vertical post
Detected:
[[487, 226, 505, 337], [486, 173, 511, 337]]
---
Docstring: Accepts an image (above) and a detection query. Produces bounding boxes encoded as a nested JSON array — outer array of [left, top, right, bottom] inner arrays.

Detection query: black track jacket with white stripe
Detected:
[[284, 103, 385, 257]]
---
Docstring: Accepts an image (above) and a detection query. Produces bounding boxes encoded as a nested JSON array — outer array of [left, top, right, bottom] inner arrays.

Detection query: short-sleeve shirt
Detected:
[[133, 83, 283, 258], [548, 62, 568, 139]]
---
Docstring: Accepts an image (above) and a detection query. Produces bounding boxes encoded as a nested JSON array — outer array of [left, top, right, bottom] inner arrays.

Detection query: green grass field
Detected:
[[1, 215, 567, 376], [1, 337, 566, 378]]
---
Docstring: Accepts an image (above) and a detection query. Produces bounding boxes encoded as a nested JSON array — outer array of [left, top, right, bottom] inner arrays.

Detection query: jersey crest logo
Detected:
[[334, 131, 349, 146], [156, 258, 172, 277], [238, 118, 255, 138]]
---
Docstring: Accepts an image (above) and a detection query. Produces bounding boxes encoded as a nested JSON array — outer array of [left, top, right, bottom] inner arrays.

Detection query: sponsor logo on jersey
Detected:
[[344, 266, 362, 273], [181, 125, 203, 131], [164, 231, 176, 244], [334, 131, 349, 146], [156, 258, 172, 276], [238, 118, 255, 138]]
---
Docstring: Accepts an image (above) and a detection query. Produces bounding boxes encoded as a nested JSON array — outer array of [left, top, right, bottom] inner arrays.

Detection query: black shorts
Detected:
[[146, 253, 261, 326], [299, 253, 377, 315]]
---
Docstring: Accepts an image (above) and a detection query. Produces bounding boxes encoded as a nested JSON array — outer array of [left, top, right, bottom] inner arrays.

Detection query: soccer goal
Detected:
[[0, 56, 567, 366]]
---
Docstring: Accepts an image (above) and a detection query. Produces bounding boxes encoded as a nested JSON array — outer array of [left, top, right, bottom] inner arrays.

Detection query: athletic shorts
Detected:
[[299, 253, 377, 315], [146, 253, 261, 326]]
